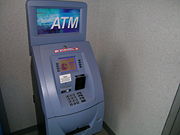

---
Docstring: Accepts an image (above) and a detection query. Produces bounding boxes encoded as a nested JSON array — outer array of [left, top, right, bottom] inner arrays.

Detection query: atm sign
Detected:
[[54, 48, 79, 53]]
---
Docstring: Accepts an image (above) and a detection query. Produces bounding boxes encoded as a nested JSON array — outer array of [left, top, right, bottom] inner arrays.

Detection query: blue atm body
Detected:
[[26, 0, 104, 135]]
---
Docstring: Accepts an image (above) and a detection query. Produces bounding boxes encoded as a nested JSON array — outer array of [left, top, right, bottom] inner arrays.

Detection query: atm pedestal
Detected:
[[26, 1, 104, 135]]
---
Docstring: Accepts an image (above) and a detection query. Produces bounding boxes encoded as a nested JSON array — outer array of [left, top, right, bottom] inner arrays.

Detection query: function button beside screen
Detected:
[[78, 59, 82, 68], [56, 63, 60, 72]]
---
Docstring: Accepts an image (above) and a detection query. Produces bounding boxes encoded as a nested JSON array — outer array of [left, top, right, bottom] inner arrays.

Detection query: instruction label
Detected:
[[59, 74, 72, 83]]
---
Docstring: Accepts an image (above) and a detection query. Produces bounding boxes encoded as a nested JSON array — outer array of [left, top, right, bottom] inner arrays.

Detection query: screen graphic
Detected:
[[37, 8, 80, 34], [59, 57, 77, 72]]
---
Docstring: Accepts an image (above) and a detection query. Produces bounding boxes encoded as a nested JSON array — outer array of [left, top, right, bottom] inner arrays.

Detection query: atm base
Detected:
[[46, 102, 104, 135]]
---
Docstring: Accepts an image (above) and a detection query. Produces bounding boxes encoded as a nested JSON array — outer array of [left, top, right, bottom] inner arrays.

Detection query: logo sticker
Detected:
[[54, 48, 79, 53]]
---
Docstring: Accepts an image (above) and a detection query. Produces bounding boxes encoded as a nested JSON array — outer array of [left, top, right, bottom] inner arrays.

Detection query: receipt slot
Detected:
[[26, 0, 104, 135]]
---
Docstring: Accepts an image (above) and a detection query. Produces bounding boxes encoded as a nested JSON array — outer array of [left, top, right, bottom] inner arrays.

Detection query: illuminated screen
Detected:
[[59, 57, 77, 72], [36, 8, 80, 34]]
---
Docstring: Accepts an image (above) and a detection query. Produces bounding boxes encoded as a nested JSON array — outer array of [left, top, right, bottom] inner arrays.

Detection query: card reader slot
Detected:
[[75, 74, 86, 90], [66, 125, 90, 135]]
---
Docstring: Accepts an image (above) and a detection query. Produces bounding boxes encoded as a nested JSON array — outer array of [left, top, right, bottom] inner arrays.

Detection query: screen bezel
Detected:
[[26, 1, 87, 46]]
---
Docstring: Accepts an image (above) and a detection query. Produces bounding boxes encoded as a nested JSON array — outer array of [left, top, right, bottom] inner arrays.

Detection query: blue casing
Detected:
[[26, 0, 104, 135]]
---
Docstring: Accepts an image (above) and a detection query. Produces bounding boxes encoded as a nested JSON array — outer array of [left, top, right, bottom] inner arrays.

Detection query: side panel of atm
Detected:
[[31, 46, 56, 118]]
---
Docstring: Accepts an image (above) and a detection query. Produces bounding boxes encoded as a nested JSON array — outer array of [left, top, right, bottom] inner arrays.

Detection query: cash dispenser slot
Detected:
[[66, 125, 90, 135], [75, 74, 86, 90]]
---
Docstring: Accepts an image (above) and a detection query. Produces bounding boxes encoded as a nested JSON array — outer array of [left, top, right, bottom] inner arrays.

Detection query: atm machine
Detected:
[[26, 0, 104, 135]]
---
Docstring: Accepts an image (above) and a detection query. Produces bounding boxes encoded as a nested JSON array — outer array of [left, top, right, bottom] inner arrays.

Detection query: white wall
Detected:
[[0, 0, 180, 134], [95, 0, 180, 135], [0, 0, 36, 132], [72, 0, 180, 135]]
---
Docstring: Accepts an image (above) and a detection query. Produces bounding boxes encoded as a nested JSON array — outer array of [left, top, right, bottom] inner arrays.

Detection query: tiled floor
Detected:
[[24, 129, 109, 135]]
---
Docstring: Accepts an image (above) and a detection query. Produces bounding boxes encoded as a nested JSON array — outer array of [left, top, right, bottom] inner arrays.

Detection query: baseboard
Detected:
[[11, 125, 37, 135], [10, 122, 115, 135], [103, 122, 116, 135]]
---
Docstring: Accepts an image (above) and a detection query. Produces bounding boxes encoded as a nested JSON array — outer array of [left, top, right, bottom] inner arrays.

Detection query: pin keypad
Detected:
[[66, 92, 86, 106], [66, 94, 79, 106]]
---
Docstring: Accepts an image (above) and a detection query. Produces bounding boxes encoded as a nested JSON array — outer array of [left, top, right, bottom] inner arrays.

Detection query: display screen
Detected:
[[36, 8, 80, 34], [59, 57, 77, 72]]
